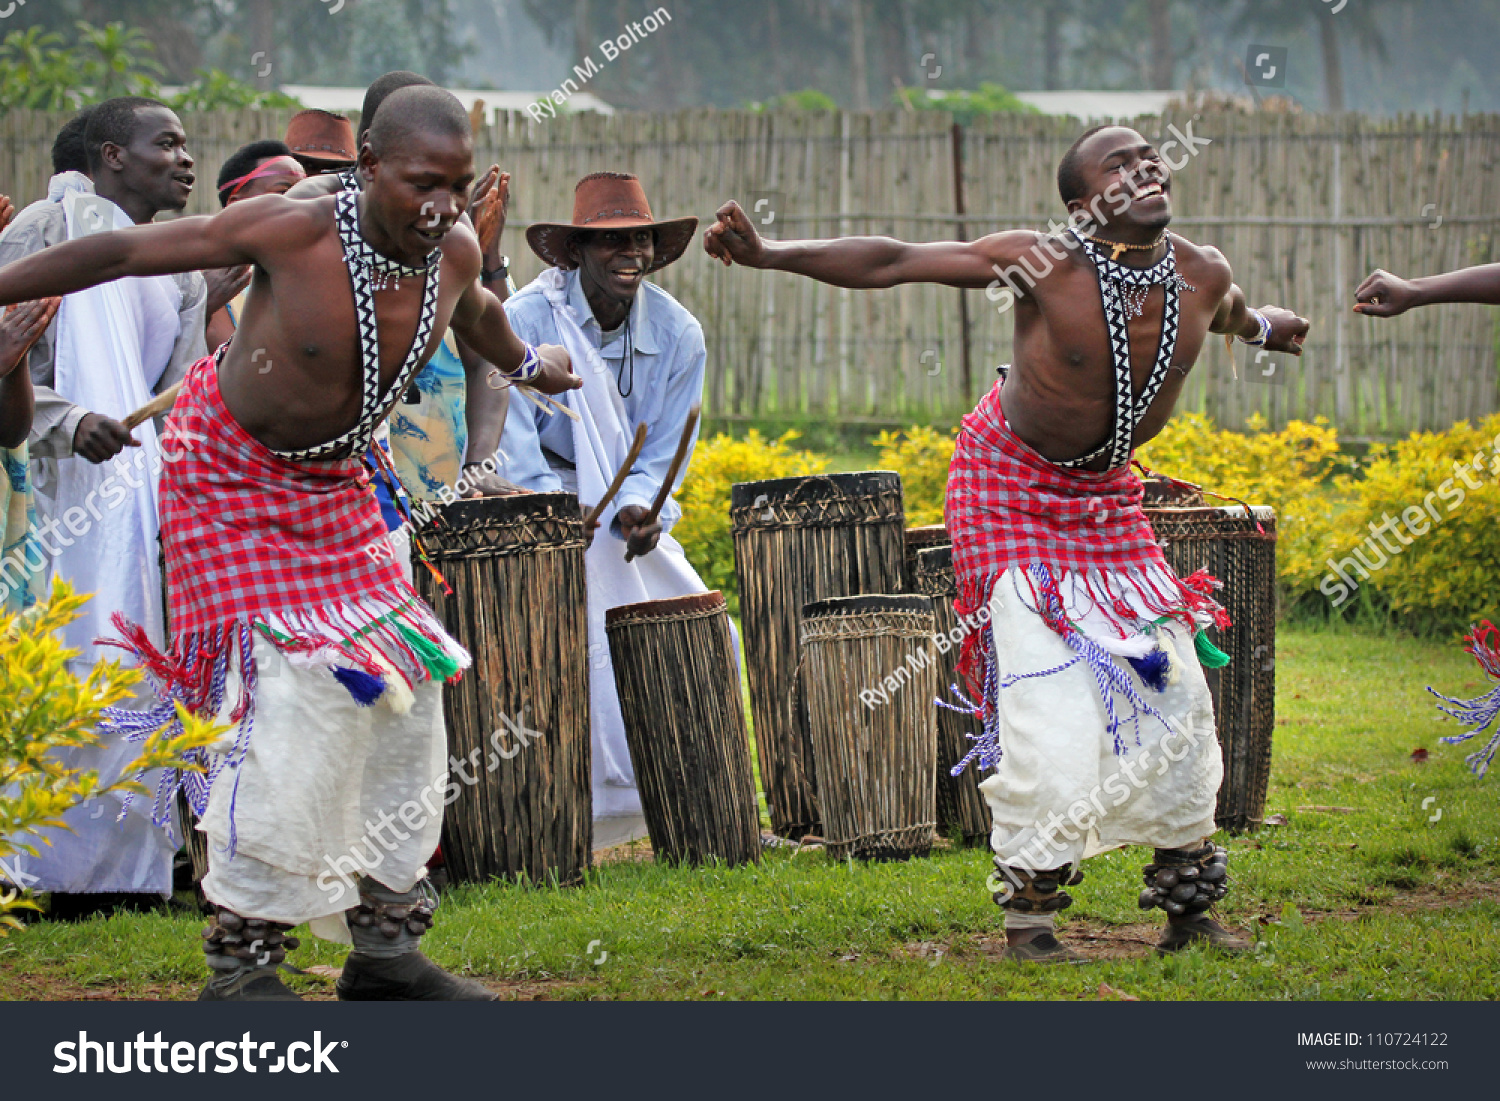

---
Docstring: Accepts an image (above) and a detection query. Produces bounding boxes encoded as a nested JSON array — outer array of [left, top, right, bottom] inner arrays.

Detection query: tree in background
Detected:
[[1232, 0, 1395, 112], [1, 0, 1496, 114], [0, 0, 472, 90], [0, 21, 300, 110], [893, 81, 1037, 124]]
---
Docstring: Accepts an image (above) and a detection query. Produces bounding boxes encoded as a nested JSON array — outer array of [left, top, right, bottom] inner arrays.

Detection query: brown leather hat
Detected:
[[285, 109, 357, 170], [526, 172, 698, 273]]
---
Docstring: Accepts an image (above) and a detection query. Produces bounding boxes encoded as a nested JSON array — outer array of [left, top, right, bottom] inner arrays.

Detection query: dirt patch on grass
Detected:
[[1292, 879, 1500, 924], [594, 838, 657, 865], [897, 880, 1500, 966], [898, 919, 1165, 966], [0, 961, 588, 1003]]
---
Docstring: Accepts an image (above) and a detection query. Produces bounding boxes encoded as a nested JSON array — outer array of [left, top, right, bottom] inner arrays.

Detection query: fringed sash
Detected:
[[1429, 621, 1500, 777], [943, 383, 1229, 773], [96, 353, 469, 845]]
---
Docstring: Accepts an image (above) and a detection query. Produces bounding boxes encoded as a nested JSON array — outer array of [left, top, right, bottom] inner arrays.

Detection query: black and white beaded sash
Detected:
[[267, 189, 441, 462], [1056, 228, 1195, 471]]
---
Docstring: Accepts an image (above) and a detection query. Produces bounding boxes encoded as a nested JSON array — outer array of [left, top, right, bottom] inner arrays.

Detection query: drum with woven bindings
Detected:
[[914, 545, 993, 846], [903, 524, 950, 591], [1145, 502, 1277, 832], [605, 591, 761, 867], [414, 491, 592, 886], [798, 593, 938, 861], [731, 472, 906, 840]]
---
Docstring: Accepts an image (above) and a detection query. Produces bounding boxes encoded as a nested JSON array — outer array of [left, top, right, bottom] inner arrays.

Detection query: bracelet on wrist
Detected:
[[481, 255, 510, 282], [1237, 309, 1272, 347], [502, 341, 543, 383]]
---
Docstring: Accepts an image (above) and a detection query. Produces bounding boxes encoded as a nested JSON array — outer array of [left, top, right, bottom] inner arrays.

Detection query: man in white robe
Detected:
[[0, 97, 207, 913], [498, 172, 712, 847]]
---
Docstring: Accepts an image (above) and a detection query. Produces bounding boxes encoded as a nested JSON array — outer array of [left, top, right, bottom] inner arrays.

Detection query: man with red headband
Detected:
[[204, 140, 307, 349]]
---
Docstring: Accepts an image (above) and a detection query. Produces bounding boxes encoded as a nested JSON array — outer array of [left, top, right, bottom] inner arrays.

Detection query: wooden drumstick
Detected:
[[583, 422, 649, 531], [121, 381, 183, 431], [623, 403, 699, 563], [486, 367, 582, 422]]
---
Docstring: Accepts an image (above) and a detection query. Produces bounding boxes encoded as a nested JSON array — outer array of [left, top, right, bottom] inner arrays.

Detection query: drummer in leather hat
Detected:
[[284, 108, 357, 174], [500, 170, 700, 554], [496, 171, 716, 849]]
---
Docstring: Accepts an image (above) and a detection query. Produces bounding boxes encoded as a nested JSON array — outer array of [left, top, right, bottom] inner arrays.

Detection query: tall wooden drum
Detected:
[[903, 524, 949, 591], [605, 591, 761, 867], [914, 545, 993, 846], [731, 472, 906, 840], [1146, 504, 1277, 832], [415, 492, 592, 886], [799, 594, 938, 861]]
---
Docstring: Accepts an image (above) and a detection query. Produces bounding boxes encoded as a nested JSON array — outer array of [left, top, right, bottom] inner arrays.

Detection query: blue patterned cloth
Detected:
[[384, 331, 468, 508], [0, 443, 42, 614]]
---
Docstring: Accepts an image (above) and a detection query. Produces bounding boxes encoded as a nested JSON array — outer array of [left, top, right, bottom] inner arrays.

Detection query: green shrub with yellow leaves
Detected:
[[1135, 412, 1350, 597], [676, 415, 1497, 633], [0, 582, 223, 932], [1315, 415, 1500, 633], [675, 430, 829, 614], [872, 425, 957, 526]]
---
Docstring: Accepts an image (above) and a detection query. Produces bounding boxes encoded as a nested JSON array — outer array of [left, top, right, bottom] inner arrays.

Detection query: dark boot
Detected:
[[336, 877, 496, 1002], [1001, 932, 1087, 963], [1157, 914, 1253, 954], [1139, 842, 1250, 955], [198, 908, 303, 1001], [992, 860, 1089, 962]]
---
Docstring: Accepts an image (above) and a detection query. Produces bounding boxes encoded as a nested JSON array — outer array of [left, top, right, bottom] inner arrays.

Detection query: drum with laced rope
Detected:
[[799, 594, 938, 861], [903, 523, 950, 591], [414, 491, 593, 885], [731, 472, 906, 841], [1145, 502, 1277, 832], [605, 591, 761, 867], [914, 545, 993, 847]]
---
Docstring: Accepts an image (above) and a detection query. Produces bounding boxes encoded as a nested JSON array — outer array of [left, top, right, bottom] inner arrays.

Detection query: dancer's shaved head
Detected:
[[367, 85, 471, 160], [359, 71, 434, 143]]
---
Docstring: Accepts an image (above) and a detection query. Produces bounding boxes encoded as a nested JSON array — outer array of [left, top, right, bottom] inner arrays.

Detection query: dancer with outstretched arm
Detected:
[[0, 85, 577, 999], [706, 124, 1308, 962]]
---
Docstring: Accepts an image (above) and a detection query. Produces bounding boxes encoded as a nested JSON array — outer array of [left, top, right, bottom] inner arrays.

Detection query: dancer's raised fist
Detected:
[[1353, 269, 1421, 318], [704, 200, 768, 268]]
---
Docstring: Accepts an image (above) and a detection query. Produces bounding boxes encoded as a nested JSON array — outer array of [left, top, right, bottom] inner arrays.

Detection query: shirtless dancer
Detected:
[[707, 125, 1309, 961], [0, 85, 577, 999]]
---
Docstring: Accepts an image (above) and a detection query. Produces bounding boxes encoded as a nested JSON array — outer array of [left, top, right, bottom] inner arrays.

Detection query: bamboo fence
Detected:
[[4, 106, 1495, 436]]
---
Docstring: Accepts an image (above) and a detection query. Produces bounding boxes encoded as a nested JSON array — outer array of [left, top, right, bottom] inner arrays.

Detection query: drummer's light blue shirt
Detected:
[[498, 268, 706, 533]]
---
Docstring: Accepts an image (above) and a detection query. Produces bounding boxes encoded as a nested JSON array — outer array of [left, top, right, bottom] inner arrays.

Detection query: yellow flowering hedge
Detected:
[[677, 415, 1499, 632], [1317, 415, 1500, 631], [1, 582, 222, 932], [1135, 413, 1349, 595], [673, 429, 829, 614], [872, 425, 957, 526]]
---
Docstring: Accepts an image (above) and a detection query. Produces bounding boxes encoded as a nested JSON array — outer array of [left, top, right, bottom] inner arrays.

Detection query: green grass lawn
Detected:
[[3, 622, 1496, 1001]]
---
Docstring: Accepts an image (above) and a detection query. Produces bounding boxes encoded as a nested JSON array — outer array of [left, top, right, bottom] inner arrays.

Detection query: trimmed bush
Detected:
[[674, 430, 829, 615], [872, 426, 957, 527], [675, 415, 1498, 634], [1314, 415, 1500, 633]]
